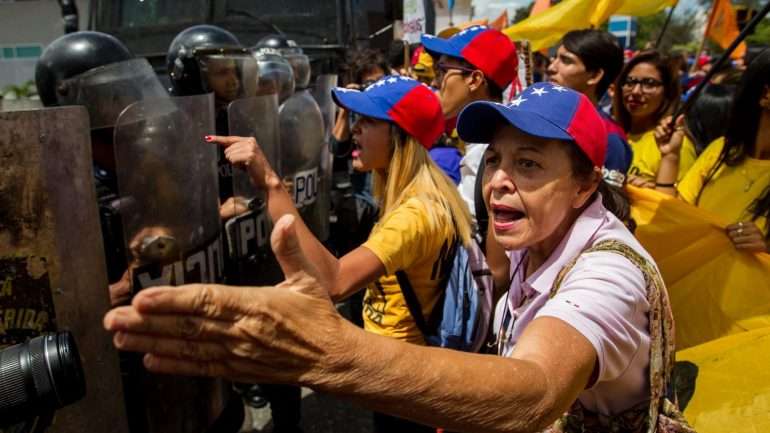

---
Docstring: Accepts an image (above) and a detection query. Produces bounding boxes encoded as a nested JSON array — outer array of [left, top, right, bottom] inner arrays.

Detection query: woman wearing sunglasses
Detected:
[[613, 50, 697, 188], [210, 76, 472, 432]]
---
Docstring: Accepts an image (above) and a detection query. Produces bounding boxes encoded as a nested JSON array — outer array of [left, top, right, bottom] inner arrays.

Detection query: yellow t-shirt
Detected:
[[678, 137, 770, 235], [627, 129, 697, 182], [361, 195, 457, 344]]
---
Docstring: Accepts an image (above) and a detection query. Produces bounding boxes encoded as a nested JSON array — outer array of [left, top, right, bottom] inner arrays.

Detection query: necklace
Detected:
[[491, 253, 529, 356]]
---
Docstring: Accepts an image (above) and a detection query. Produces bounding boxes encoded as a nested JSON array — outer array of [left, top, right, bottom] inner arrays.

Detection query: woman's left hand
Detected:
[[726, 221, 769, 253]]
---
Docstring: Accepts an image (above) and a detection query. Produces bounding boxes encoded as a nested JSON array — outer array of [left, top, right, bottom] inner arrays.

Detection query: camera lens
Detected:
[[0, 332, 86, 427]]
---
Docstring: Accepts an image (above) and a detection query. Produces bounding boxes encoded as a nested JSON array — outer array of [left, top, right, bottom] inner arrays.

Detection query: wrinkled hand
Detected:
[[103, 215, 345, 384], [627, 174, 656, 189], [726, 221, 769, 253], [208, 135, 280, 190], [655, 115, 686, 159]]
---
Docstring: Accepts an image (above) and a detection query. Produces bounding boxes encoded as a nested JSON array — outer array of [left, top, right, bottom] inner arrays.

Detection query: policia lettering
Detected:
[[132, 234, 225, 289], [0, 257, 55, 347]]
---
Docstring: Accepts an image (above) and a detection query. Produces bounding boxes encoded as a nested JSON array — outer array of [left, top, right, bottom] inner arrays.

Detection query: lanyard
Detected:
[[492, 252, 529, 356]]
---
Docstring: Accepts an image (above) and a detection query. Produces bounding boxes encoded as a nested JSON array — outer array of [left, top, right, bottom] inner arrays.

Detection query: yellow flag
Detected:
[[616, 0, 678, 17], [677, 327, 770, 433], [504, 0, 597, 50], [628, 186, 770, 350], [705, 0, 747, 59], [590, 0, 625, 27]]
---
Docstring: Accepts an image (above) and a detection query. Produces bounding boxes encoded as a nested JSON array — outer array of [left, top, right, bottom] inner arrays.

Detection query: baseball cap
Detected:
[[421, 26, 518, 88], [331, 75, 443, 149], [456, 82, 607, 168]]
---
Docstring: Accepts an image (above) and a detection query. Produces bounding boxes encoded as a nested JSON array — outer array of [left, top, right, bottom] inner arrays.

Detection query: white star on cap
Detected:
[[531, 87, 548, 97], [387, 77, 398, 84], [510, 96, 527, 107], [552, 85, 567, 92]]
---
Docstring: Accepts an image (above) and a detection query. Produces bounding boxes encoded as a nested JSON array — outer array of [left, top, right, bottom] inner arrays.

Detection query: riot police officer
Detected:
[[255, 35, 330, 243], [35, 31, 243, 433]]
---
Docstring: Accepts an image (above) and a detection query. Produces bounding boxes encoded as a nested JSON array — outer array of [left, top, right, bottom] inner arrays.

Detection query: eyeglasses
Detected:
[[621, 77, 664, 93], [435, 62, 478, 83]]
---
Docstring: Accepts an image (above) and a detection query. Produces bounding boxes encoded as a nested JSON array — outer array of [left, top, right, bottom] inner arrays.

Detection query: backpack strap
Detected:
[[473, 157, 488, 252], [549, 240, 675, 433], [395, 270, 430, 337]]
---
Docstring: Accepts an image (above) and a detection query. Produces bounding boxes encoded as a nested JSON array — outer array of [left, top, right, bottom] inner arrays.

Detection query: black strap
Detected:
[[395, 270, 430, 337], [473, 157, 488, 252]]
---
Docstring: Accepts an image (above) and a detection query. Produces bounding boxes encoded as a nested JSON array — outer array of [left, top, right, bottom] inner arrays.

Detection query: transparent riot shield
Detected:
[[0, 107, 129, 433], [311, 74, 338, 143], [113, 93, 233, 433], [279, 90, 329, 241], [58, 58, 167, 129], [311, 74, 338, 237], [225, 94, 283, 285], [198, 53, 259, 103]]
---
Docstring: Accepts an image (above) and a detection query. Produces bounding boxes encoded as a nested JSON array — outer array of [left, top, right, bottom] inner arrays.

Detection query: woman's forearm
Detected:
[[310, 325, 559, 433], [262, 172, 339, 287]]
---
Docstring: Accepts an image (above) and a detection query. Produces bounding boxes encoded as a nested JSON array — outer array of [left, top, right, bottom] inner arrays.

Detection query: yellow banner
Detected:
[[504, 0, 596, 50], [677, 327, 770, 432], [628, 186, 770, 350], [505, 0, 678, 49]]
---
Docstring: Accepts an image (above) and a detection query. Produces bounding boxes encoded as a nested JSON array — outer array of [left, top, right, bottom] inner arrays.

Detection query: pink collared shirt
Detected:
[[492, 195, 653, 416]]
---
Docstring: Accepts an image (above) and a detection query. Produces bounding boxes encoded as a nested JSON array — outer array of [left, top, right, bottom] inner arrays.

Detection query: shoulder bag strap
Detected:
[[549, 240, 675, 433], [396, 270, 430, 337]]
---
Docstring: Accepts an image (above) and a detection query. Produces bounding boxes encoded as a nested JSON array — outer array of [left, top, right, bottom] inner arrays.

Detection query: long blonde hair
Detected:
[[373, 126, 473, 246]]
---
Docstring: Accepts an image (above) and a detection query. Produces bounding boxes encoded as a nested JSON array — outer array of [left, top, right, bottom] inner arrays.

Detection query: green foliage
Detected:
[[1, 80, 37, 99], [747, 18, 770, 45], [636, 9, 697, 52]]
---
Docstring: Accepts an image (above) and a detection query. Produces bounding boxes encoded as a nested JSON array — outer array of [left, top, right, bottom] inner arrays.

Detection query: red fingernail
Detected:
[[204, 135, 213, 142]]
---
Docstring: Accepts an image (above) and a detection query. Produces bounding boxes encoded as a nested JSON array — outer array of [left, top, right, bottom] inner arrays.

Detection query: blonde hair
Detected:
[[373, 127, 473, 246]]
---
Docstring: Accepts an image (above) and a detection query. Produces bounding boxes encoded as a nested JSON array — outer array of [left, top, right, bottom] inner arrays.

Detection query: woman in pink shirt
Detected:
[[104, 84, 689, 432]]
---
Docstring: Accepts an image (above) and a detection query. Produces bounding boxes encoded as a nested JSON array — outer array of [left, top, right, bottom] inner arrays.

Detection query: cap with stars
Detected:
[[421, 26, 518, 89], [456, 82, 607, 168], [331, 75, 443, 149]]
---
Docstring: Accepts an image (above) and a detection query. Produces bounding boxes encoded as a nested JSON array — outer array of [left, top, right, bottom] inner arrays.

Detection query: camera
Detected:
[[0, 332, 86, 431]]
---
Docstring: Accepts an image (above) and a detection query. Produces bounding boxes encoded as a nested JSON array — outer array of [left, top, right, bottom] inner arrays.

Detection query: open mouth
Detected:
[[491, 204, 526, 230], [351, 143, 362, 159]]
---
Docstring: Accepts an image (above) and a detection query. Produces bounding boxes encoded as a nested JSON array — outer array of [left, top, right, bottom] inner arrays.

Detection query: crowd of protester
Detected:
[[103, 23, 770, 433]]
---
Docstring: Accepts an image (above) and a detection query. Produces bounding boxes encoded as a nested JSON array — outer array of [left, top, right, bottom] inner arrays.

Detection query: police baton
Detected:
[[675, 0, 770, 119]]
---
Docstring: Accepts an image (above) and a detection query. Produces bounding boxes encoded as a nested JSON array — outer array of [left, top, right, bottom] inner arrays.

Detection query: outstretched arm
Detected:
[[104, 215, 597, 433], [209, 135, 383, 300]]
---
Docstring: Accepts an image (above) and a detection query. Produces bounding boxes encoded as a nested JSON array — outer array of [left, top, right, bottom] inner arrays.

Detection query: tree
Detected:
[[636, 9, 698, 52], [512, 2, 533, 24]]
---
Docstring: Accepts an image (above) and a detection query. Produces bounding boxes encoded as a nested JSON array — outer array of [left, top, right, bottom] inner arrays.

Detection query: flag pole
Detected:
[[677, 0, 770, 118], [655, 3, 678, 49]]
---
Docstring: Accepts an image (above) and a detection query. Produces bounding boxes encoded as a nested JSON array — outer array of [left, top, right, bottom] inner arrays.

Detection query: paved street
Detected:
[[241, 388, 374, 433]]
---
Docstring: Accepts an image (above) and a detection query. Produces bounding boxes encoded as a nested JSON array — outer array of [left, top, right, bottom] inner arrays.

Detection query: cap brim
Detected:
[[331, 88, 390, 121], [420, 34, 461, 59], [457, 101, 573, 144]]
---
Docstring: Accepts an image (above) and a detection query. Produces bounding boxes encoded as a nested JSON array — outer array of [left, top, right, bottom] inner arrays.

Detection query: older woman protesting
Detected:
[[104, 83, 690, 433]]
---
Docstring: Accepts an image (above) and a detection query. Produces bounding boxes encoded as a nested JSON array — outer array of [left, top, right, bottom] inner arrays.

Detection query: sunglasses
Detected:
[[435, 62, 478, 82]]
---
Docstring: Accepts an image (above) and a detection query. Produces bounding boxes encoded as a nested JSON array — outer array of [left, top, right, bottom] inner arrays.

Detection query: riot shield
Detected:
[[58, 58, 167, 129], [0, 107, 129, 433], [113, 93, 231, 433], [225, 94, 283, 285], [198, 53, 259, 104], [279, 90, 329, 241]]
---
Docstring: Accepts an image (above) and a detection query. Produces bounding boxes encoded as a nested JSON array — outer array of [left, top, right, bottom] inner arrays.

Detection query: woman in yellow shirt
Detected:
[[612, 50, 697, 187], [210, 76, 472, 432], [654, 50, 770, 253]]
